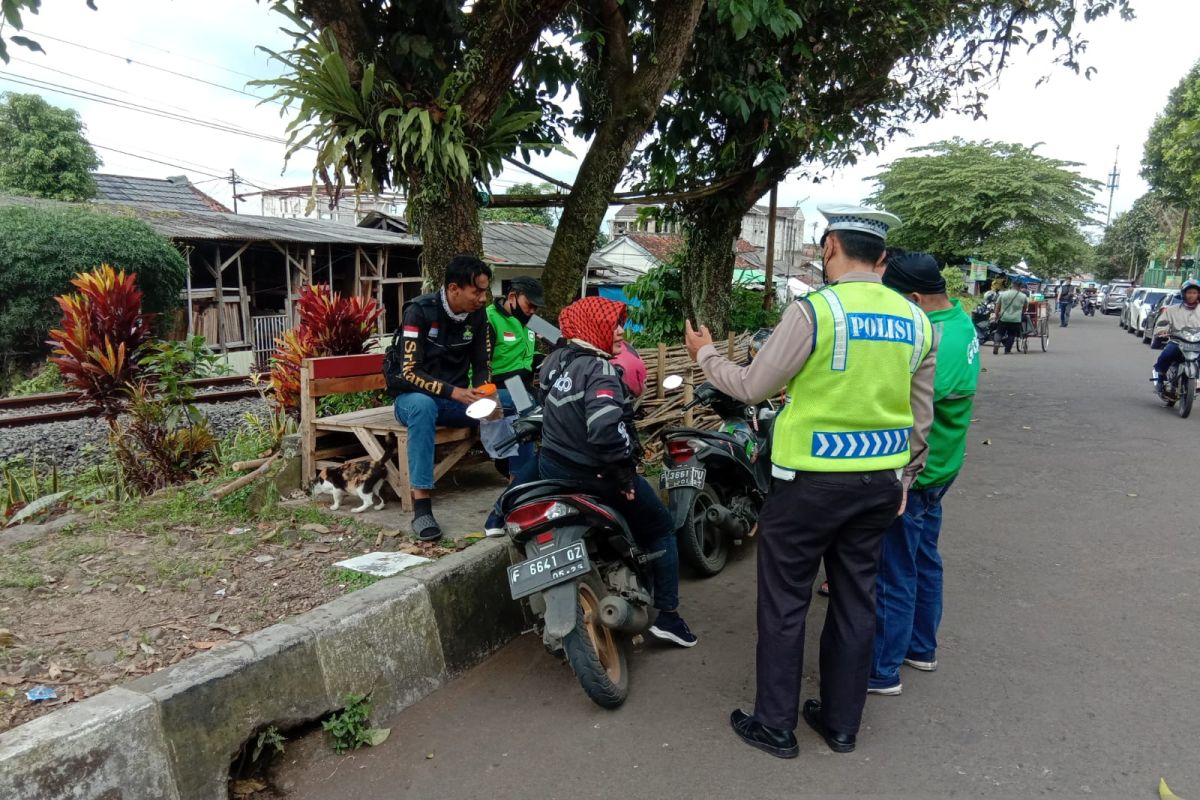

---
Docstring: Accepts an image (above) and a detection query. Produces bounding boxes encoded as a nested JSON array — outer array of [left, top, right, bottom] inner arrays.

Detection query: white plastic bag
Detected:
[[479, 415, 519, 459]]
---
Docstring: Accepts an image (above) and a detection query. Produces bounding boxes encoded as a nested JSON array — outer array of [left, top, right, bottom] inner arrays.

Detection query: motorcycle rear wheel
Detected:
[[1178, 376, 1194, 419], [563, 577, 629, 709], [678, 486, 729, 577]]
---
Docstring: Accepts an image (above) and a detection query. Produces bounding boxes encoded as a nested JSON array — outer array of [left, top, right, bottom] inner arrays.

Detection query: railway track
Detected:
[[0, 376, 262, 429]]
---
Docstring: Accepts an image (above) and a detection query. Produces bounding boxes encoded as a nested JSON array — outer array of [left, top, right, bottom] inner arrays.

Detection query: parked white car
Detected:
[[1128, 289, 1170, 336], [1120, 288, 1148, 329]]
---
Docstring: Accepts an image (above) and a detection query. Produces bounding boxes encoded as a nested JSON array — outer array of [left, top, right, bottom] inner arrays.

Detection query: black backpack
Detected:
[[382, 328, 407, 397]]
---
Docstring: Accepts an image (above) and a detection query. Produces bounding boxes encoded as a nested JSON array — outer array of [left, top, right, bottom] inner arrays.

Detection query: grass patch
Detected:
[[0, 556, 45, 589], [326, 568, 381, 591], [49, 537, 107, 563]]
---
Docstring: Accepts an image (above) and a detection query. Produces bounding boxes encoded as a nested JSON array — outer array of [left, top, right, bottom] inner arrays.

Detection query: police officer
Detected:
[[685, 205, 936, 758]]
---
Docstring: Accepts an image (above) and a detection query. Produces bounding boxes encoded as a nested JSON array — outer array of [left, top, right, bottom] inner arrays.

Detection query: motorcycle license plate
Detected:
[[662, 466, 706, 490], [508, 542, 590, 600]]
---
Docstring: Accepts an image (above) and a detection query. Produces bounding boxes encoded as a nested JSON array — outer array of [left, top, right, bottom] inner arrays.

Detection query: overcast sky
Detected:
[[4, 0, 1197, 237]]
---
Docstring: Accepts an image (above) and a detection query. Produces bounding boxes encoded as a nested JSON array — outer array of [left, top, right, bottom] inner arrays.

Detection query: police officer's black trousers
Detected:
[[752, 469, 902, 735]]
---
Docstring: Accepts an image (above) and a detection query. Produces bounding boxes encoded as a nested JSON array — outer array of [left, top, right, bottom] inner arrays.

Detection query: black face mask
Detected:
[[507, 298, 533, 326]]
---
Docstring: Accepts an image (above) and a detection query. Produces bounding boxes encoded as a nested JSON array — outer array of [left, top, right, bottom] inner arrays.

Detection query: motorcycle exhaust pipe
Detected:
[[705, 504, 748, 538], [598, 595, 649, 633]]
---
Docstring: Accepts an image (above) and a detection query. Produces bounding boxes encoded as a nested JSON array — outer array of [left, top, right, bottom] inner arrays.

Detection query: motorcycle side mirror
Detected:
[[662, 374, 684, 391], [466, 397, 499, 420]]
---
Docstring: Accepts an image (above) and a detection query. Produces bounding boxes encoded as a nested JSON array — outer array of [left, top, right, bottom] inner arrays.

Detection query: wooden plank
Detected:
[[308, 374, 386, 397], [354, 425, 411, 509], [309, 353, 386, 380], [215, 244, 225, 349], [432, 436, 476, 482], [300, 360, 317, 487]]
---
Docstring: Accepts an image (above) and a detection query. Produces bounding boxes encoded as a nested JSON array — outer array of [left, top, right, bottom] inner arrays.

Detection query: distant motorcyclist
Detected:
[[1153, 280, 1200, 389]]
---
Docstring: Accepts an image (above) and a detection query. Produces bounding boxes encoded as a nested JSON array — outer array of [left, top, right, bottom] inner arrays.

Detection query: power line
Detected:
[[22, 29, 282, 106], [0, 72, 297, 148], [89, 144, 228, 181], [9, 57, 274, 136]]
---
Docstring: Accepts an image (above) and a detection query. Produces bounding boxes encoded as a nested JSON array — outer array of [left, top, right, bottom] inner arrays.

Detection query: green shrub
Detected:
[[0, 205, 186, 357], [9, 362, 64, 396]]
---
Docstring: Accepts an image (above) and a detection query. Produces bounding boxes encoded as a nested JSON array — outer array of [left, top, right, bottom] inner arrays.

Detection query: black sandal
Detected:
[[412, 513, 442, 542]]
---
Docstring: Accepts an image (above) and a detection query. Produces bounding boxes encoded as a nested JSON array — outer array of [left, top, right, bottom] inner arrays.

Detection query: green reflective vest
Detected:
[[486, 302, 535, 377], [772, 282, 934, 473]]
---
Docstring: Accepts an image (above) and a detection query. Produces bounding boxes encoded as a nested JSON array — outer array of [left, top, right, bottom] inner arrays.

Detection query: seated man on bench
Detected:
[[388, 255, 493, 541]]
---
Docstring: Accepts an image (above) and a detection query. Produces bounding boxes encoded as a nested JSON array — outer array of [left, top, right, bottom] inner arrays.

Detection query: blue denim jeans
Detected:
[[870, 480, 954, 687], [1059, 301, 1071, 326], [538, 455, 680, 611], [1155, 341, 1182, 376], [392, 392, 476, 491]]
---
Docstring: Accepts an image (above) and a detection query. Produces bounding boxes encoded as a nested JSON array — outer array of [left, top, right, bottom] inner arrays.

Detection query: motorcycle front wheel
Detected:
[[679, 485, 729, 577], [1178, 375, 1194, 419], [563, 577, 629, 709]]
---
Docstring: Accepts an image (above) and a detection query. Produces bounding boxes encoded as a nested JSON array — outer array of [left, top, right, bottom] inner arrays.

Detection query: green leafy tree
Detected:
[[0, 204, 186, 359], [0, 93, 101, 201], [868, 140, 1100, 278], [1142, 60, 1200, 268], [0, 1, 98, 64], [1096, 192, 1196, 281], [634, 0, 1130, 332], [1142, 61, 1200, 207], [481, 182, 556, 227]]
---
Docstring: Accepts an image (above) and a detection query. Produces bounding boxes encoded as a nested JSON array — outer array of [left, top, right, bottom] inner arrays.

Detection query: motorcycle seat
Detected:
[[500, 479, 591, 513], [661, 426, 748, 446]]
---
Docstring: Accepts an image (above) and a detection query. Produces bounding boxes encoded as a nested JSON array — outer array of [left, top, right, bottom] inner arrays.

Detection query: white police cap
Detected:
[[817, 204, 902, 240]]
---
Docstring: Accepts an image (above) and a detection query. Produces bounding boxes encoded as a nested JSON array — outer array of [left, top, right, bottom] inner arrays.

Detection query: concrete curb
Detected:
[[0, 538, 521, 800]]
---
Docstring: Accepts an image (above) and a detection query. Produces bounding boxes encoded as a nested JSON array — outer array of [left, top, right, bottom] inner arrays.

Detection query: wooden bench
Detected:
[[299, 354, 479, 512]]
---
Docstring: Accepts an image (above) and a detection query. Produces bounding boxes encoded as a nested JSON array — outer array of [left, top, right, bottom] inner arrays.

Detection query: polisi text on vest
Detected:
[[846, 313, 916, 345]]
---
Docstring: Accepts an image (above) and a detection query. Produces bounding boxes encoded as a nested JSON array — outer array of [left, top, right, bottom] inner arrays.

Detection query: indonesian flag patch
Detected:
[[403, 325, 420, 339], [595, 389, 616, 400], [503, 332, 517, 342]]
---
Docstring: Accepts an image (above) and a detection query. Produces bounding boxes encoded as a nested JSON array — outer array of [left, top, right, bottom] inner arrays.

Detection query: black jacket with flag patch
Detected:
[[386, 292, 491, 398], [539, 343, 635, 470]]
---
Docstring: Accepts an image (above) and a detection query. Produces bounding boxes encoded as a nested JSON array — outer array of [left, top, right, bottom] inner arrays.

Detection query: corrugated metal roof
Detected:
[[481, 221, 557, 267], [0, 193, 421, 247], [93, 174, 230, 214]]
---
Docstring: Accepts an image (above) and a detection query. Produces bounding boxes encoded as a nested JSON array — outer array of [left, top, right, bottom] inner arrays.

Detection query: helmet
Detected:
[[1181, 279, 1200, 293]]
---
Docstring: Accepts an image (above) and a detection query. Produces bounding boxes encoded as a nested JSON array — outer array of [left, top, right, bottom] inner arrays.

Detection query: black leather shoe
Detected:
[[801, 699, 856, 753], [730, 709, 799, 759]]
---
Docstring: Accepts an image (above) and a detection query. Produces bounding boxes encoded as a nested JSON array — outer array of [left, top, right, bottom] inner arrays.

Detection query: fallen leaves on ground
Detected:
[[1160, 778, 1186, 800], [231, 778, 268, 797]]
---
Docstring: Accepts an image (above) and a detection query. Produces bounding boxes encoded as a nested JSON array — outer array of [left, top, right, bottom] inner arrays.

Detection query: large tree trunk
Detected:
[[681, 206, 743, 337], [540, 0, 706, 319], [411, 175, 483, 291], [542, 117, 650, 316]]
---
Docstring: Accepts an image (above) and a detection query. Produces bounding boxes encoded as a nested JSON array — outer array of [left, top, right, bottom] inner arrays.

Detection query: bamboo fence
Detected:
[[635, 332, 752, 463]]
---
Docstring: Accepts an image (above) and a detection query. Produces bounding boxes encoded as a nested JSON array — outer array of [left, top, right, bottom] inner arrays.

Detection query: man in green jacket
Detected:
[[869, 250, 980, 695], [483, 277, 542, 536]]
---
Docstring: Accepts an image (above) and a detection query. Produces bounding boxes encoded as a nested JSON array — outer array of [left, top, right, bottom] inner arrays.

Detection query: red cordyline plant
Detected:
[[270, 285, 382, 413], [48, 264, 155, 420]]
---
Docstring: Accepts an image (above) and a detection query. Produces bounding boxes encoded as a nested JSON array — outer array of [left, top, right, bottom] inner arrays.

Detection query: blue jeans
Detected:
[[870, 480, 954, 687], [392, 392, 476, 491], [1155, 341, 1182, 376], [538, 455, 680, 612], [1059, 302, 1071, 325]]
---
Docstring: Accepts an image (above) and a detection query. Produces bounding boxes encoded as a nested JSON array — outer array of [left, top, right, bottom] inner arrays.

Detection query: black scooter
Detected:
[[972, 301, 997, 345], [498, 410, 663, 710], [660, 383, 775, 576]]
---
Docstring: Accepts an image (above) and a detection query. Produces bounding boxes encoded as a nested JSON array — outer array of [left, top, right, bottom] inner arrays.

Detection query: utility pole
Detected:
[[1105, 146, 1120, 229], [763, 185, 778, 310], [228, 169, 241, 214]]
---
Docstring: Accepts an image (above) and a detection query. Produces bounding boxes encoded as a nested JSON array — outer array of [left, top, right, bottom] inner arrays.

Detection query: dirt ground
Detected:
[[0, 488, 468, 734]]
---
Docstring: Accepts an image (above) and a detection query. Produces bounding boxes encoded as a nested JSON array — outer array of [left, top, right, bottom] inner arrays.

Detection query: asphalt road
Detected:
[[280, 309, 1200, 800]]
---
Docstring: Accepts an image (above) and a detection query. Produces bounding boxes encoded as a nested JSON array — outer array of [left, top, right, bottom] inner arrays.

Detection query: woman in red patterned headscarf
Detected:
[[558, 296, 627, 356], [529, 294, 698, 648]]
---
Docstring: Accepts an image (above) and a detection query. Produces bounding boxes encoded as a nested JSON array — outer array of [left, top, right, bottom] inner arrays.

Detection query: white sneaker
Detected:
[[867, 683, 902, 696], [484, 527, 506, 538], [903, 657, 938, 672]]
